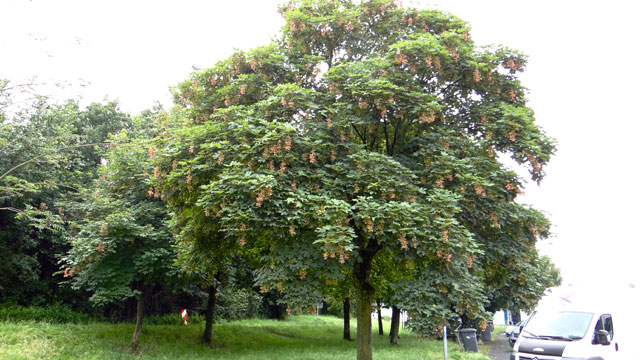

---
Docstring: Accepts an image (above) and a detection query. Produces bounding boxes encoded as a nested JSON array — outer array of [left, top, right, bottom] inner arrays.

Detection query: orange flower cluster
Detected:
[[525, 152, 541, 173], [394, 53, 409, 66], [364, 218, 374, 233], [419, 112, 435, 123], [148, 144, 156, 158], [344, 21, 354, 31], [255, 187, 273, 207], [399, 233, 408, 249], [448, 47, 459, 62], [473, 69, 481, 82], [504, 59, 522, 71], [474, 184, 486, 197], [63, 267, 76, 278], [436, 250, 452, 262], [466, 255, 474, 268], [298, 268, 307, 280], [487, 146, 495, 158], [490, 214, 499, 227], [433, 57, 441, 70]]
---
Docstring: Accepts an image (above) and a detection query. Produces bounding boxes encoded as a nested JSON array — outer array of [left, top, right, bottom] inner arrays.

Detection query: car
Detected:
[[508, 322, 522, 347], [505, 321, 521, 337]]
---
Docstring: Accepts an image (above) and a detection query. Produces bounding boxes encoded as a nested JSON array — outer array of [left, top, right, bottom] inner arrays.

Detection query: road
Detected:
[[489, 333, 512, 360]]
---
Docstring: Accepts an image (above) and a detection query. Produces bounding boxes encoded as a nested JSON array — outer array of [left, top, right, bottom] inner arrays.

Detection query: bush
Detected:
[[0, 302, 96, 323], [216, 287, 264, 321]]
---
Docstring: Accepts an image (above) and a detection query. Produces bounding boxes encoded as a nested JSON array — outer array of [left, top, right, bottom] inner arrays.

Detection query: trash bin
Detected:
[[458, 328, 479, 352], [482, 322, 493, 342]]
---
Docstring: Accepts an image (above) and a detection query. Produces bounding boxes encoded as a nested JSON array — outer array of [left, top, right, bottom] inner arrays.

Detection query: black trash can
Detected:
[[458, 328, 479, 352], [482, 323, 493, 342]]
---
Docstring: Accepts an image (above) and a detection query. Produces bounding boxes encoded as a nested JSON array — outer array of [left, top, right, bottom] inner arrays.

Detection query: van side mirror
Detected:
[[594, 330, 610, 345]]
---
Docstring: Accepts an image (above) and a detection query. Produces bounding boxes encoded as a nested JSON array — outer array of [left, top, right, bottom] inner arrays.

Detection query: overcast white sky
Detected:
[[2, 0, 638, 288]]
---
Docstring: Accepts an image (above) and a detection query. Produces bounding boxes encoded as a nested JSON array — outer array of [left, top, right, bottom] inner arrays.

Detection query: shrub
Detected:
[[216, 287, 264, 321], [0, 302, 96, 323]]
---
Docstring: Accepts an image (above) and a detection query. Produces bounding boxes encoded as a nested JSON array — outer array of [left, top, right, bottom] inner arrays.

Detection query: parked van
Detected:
[[510, 286, 639, 360]]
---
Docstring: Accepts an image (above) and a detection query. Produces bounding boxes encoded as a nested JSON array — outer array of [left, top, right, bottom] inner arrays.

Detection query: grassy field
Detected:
[[0, 315, 492, 360]]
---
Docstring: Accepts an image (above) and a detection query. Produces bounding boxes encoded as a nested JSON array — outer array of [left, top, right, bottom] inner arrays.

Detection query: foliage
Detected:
[[62, 113, 178, 306], [158, 1, 555, 357], [0, 97, 131, 306], [0, 302, 97, 323], [216, 286, 264, 321]]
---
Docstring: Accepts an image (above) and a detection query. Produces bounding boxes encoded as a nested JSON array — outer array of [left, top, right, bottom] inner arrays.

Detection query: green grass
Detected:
[[0, 315, 490, 360]]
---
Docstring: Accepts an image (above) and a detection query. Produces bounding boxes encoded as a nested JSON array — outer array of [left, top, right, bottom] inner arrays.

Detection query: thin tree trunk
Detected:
[[390, 305, 400, 346], [354, 244, 378, 360], [355, 282, 374, 360], [376, 298, 384, 335], [203, 284, 217, 345], [343, 297, 352, 341], [130, 290, 145, 352]]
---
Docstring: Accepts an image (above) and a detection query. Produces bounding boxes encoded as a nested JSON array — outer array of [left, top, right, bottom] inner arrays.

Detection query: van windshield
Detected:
[[523, 311, 593, 340]]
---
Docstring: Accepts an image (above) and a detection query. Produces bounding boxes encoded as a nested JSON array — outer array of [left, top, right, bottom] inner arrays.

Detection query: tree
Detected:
[[158, 1, 555, 358], [1, 97, 131, 306], [63, 114, 178, 351]]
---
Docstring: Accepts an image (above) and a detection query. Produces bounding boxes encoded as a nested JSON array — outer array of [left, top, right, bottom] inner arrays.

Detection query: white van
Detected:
[[510, 287, 638, 360]]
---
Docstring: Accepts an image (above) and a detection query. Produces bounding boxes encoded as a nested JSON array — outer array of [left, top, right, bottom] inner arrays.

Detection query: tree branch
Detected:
[[351, 124, 366, 145], [0, 142, 110, 180]]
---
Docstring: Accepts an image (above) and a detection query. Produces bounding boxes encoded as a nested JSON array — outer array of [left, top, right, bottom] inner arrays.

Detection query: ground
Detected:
[[489, 333, 512, 360]]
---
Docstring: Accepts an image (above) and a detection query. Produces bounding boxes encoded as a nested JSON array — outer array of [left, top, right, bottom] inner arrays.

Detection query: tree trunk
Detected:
[[355, 282, 374, 360], [343, 297, 352, 341], [130, 291, 145, 352], [203, 284, 217, 345], [376, 298, 384, 335], [353, 239, 379, 360], [390, 305, 400, 346]]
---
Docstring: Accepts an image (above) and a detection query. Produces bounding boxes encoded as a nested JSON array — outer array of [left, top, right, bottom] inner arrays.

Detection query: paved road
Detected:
[[489, 333, 512, 360]]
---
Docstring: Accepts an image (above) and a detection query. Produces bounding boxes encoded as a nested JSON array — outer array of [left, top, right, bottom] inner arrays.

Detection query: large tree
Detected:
[[62, 114, 178, 351], [157, 1, 555, 358]]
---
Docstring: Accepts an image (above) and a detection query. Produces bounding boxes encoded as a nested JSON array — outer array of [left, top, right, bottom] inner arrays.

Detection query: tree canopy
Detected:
[[156, 1, 555, 359]]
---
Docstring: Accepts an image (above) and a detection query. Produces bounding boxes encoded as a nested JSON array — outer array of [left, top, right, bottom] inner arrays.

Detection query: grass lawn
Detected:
[[0, 315, 491, 360]]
